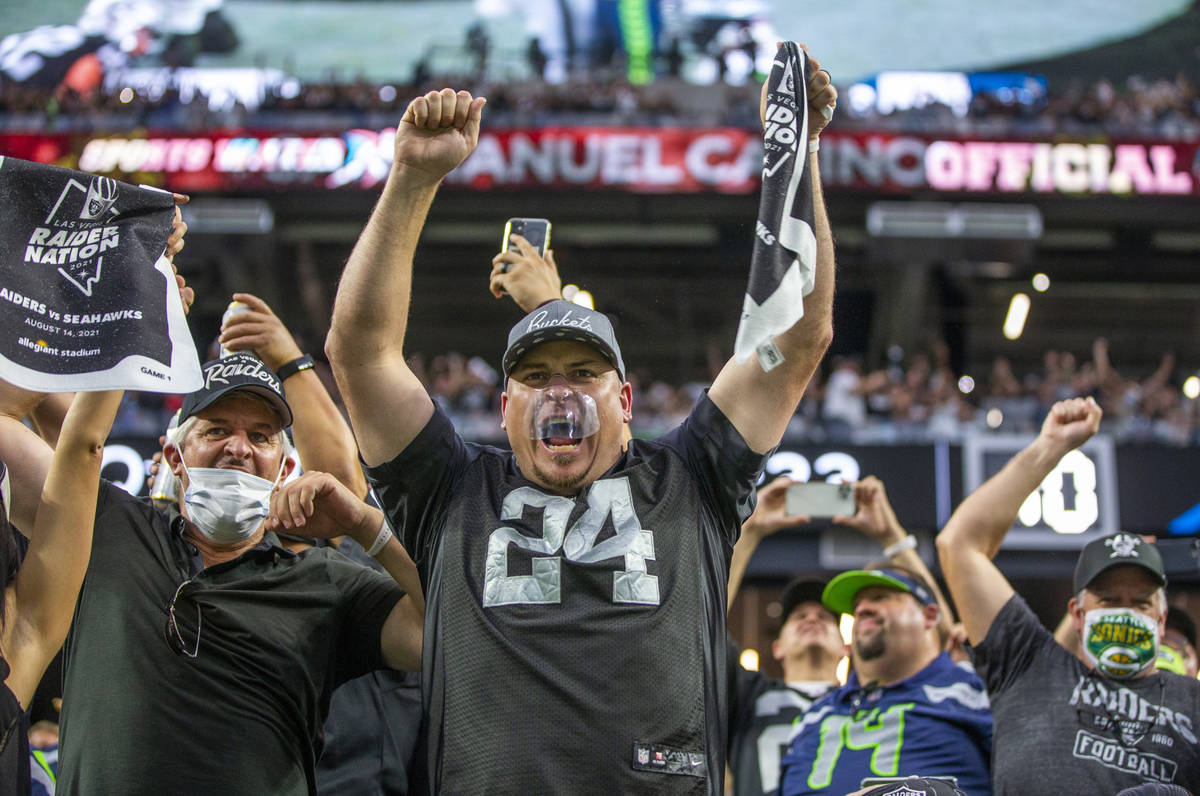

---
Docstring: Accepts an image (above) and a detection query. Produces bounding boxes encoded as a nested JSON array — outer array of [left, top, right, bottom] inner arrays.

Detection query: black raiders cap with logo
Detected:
[[502, 300, 625, 381], [1072, 532, 1166, 594], [178, 352, 293, 428]]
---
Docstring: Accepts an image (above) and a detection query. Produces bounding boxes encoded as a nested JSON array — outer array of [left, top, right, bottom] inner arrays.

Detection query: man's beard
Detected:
[[854, 627, 887, 661], [530, 452, 588, 493]]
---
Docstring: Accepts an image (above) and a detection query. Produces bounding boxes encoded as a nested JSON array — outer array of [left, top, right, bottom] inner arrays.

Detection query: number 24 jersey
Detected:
[[366, 395, 767, 796]]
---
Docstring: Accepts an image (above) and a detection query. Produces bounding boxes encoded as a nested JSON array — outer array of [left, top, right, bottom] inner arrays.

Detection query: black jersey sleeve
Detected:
[[660, 392, 770, 546], [363, 405, 469, 575]]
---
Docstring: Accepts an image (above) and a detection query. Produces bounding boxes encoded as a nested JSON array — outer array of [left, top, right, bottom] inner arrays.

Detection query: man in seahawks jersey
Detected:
[[779, 567, 992, 796], [728, 476, 957, 796]]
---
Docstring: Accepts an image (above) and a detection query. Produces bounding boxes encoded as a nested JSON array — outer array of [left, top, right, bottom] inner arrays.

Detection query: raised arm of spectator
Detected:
[[267, 471, 423, 670], [0, 384, 55, 533], [936, 397, 1102, 645], [708, 50, 837, 454], [26, 392, 73, 450], [489, 235, 562, 312], [3, 389, 122, 707], [727, 476, 806, 610], [220, 292, 367, 498], [326, 89, 486, 467], [834, 475, 955, 641]]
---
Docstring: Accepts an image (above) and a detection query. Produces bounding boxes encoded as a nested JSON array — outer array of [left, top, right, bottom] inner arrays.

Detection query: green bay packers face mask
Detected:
[[1082, 608, 1159, 679]]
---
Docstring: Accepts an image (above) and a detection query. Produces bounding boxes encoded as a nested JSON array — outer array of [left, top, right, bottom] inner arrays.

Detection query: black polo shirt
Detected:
[[56, 482, 404, 796]]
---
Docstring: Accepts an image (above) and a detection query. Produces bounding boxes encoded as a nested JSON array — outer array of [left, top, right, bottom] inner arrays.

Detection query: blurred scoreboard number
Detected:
[[964, 434, 1119, 548]]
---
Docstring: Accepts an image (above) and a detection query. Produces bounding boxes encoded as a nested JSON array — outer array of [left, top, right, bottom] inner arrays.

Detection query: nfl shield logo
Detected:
[[637, 747, 649, 765]]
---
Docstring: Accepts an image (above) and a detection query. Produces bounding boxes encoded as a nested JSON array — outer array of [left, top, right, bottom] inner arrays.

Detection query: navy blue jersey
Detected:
[[367, 394, 766, 795], [780, 653, 993, 796]]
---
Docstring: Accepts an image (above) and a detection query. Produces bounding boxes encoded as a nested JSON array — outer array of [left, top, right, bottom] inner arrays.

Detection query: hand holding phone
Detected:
[[490, 218, 561, 311], [500, 218, 551, 264], [785, 481, 855, 519]]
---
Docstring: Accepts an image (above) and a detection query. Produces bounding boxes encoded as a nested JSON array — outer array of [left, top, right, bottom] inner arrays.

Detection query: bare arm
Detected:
[[0, 383, 54, 532], [727, 476, 805, 611], [3, 390, 122, 706], [221, 292, 367, 498], [27, 393, 75, 448], [267, 471, 423, 670], [326, 89, 486, 467], [834, 476, 955, 642], [936, 397, 1102, 645], [708, 53, 837, 454]]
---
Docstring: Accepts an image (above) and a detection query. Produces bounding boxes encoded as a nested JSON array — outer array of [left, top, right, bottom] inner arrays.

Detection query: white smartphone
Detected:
[[785, 481, 855, 519]]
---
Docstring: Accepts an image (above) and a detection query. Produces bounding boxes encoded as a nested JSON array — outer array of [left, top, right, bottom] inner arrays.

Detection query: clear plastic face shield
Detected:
[[523, 374, 601, 443]]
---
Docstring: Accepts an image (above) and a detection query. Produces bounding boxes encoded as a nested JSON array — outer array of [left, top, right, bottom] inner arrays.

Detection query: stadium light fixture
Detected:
[[1003, 292, 1031, 340]]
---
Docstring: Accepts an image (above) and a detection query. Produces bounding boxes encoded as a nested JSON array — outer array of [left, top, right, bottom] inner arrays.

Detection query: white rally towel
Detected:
[[0, 156, 201, 393], [733, 41, 818, 372]]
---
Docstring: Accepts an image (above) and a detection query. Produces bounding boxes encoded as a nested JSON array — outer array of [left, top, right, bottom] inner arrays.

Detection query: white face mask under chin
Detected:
[[179, 453, 283, 545]]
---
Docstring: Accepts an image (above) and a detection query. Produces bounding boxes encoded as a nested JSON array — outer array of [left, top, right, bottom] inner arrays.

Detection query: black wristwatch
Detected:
[[276, 354, 315, 382]]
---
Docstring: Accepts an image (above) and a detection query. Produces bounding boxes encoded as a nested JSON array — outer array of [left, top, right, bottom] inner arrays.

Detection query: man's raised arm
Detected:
[[935, 397, 1102, 645], [708, 52, 837, 455], [326, 89, 485, 466], [221, 291, 367, 497]]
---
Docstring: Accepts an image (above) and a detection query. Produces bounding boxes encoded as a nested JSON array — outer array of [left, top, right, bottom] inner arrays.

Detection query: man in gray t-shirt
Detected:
[[936, 397, 1200, 794]]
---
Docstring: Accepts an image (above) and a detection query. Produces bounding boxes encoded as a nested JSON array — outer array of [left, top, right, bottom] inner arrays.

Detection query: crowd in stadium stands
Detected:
[[106, 337, 1200, 447], [2, 68, 1198, 138]]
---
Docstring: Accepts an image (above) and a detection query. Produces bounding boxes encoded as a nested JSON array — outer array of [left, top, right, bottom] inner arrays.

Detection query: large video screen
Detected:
[[2, 0, 1189, 92]]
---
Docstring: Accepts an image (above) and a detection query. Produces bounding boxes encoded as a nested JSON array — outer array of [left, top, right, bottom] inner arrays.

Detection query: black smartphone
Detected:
[[501, 218, 551, 259]]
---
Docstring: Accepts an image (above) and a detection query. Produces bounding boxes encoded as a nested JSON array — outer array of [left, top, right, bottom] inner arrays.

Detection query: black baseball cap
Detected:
[[822, 568, 937, 616], [503, 300, 625, 381], [178, 352, 293, 428], [778, 577, 839, 626], [1072, 533, 1166, 594]]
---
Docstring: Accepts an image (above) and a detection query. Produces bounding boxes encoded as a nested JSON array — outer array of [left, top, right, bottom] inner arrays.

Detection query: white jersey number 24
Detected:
[[483, 477, 660, 607]]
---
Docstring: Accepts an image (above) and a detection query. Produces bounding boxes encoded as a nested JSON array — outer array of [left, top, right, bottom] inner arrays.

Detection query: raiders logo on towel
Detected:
[[0, 156, 201, 393], [733, 41, 818, 373]]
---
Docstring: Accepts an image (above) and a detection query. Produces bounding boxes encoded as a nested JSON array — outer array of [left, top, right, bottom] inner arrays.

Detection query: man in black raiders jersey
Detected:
[[327, 58, 837, 795]]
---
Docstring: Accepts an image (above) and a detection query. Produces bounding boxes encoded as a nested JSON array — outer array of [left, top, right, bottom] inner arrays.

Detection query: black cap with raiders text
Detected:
[[503, 299, 625, 381], [178, 352, 294, 429], [1073, 532, 1166, 594]]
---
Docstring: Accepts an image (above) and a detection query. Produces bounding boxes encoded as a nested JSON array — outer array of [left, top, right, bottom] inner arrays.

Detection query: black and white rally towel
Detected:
[[0, 156, 201, 393], [734, 41, 818, 372]]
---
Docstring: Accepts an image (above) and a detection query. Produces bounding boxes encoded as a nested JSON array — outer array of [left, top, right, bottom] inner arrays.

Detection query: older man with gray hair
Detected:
[[937, 396, 1200, 794]]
